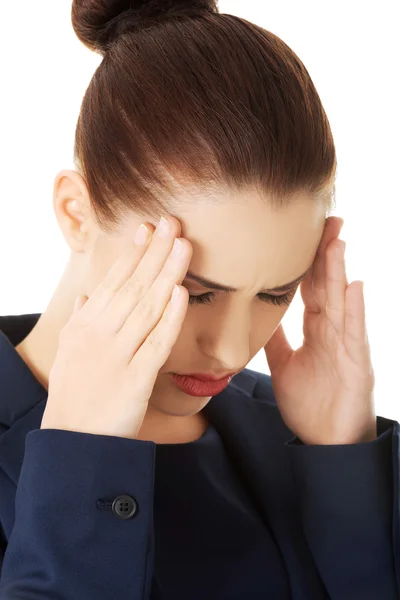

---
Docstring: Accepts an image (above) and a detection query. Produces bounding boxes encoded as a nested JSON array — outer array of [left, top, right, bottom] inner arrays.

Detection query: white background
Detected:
[[1, 1, 399, 420]]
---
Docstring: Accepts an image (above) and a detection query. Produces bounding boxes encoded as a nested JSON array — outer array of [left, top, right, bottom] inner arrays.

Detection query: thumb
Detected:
[[264, 324, 293, 374]]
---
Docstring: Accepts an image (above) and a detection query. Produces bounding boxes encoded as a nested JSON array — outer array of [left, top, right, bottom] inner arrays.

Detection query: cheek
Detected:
[[252, 301, 290, 326], [171, 301, 289, 352], [250, 303, 290, 351]]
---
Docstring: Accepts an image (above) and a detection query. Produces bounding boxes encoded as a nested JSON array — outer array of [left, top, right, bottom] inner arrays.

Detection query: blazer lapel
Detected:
[[203, 374, 329, 598]]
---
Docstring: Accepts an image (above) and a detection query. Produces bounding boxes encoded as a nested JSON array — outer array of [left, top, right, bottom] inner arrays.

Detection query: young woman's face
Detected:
[[81, 187, 327, 418]]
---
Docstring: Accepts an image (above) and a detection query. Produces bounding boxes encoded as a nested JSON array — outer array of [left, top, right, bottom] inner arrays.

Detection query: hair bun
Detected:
[[72, 0, 219, 55]]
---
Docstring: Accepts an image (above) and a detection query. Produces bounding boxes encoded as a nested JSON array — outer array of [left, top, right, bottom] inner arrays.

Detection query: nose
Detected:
[[198, 318, 250, 376]]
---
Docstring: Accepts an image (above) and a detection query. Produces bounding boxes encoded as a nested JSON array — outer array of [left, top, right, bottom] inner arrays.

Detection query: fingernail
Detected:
[[172, 284, 181, 304], [135, 224, 149, 245], [171, 238, 184, 259], [157, 216, 171, 237]]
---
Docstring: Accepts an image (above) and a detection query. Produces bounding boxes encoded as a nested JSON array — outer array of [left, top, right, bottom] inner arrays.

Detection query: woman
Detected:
[[0, 1, 398, 598]]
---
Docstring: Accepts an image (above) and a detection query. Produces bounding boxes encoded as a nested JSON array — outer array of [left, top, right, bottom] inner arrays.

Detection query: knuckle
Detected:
[[147, 331, 166, 354], [67, 310, 87, 330], [121, 272, 145, 297], [135, 297, 158, 322], [325, 300, 341, 313], [146, 329, 161, 352], [149, 321, 171, 354], [100, 269, 117, 292], [59, 321, 78, 342], [61, 320, 104, 350]]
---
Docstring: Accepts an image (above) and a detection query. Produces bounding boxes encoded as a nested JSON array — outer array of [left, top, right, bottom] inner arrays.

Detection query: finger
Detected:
[[77, 222, 155, 323], [129, 216, 182, 289], [344, 281, 370, 364], [325, 239, 347, 336], [300, 217, 344, 313], [300, 267, 319, 312], [116, 235, 192, 357], [105, 216, 183, 332], [130, 284, 189, 379], [312, 216, 344, 310]]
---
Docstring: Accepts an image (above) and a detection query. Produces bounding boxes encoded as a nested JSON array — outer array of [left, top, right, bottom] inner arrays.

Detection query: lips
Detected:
[[173, 372, 236, 382], [170, 373, 234, 397]]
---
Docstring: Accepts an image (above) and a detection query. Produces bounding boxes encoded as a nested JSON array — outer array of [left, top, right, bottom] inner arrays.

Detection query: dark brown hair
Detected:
[[71, 0, 337, 233]]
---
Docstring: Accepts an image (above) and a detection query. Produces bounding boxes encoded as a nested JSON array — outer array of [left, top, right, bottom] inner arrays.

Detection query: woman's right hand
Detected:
[[40, 215, 192, 440]]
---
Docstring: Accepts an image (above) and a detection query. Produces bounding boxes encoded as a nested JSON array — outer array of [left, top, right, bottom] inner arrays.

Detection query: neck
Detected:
[[16, 259, 80, 391]]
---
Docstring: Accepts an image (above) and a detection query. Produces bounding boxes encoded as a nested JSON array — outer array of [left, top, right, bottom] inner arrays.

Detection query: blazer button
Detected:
[[112, 495, 138, 520]]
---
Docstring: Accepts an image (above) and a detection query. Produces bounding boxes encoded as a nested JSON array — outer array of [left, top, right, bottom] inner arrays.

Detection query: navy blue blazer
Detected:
[[0, 313, 399, 599]]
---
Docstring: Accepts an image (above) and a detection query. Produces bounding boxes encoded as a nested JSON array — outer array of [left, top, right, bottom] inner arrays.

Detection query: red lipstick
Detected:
[[170, 373, 234, 397]]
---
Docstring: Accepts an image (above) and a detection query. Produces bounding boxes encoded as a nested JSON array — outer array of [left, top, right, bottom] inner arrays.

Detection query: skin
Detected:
[[16, 169, 328, 444]]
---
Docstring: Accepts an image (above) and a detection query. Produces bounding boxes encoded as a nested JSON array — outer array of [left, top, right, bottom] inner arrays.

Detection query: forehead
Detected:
[[170, 191, 326, 289]]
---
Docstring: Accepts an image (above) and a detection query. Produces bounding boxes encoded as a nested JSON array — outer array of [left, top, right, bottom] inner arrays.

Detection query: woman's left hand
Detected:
[[264, 217, 377, 445]]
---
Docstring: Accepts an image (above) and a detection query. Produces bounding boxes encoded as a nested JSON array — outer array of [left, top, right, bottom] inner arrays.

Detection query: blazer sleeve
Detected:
[[0, 428, 157, 600], [285, 416, 400, 600]]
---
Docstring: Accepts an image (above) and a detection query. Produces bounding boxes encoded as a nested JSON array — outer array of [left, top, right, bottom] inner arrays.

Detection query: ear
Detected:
[[52, 169, 92, 253]]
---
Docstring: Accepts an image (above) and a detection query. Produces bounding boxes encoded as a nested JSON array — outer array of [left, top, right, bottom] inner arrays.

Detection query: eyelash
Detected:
[[188, 289, 296, 307]]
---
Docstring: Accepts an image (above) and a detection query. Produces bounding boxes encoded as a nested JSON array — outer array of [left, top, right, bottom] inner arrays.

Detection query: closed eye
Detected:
[[188, 288, 297, 307]]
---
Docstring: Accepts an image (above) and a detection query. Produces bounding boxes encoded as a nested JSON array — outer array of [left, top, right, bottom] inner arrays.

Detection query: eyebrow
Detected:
[[185, 267, 312, 294]]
